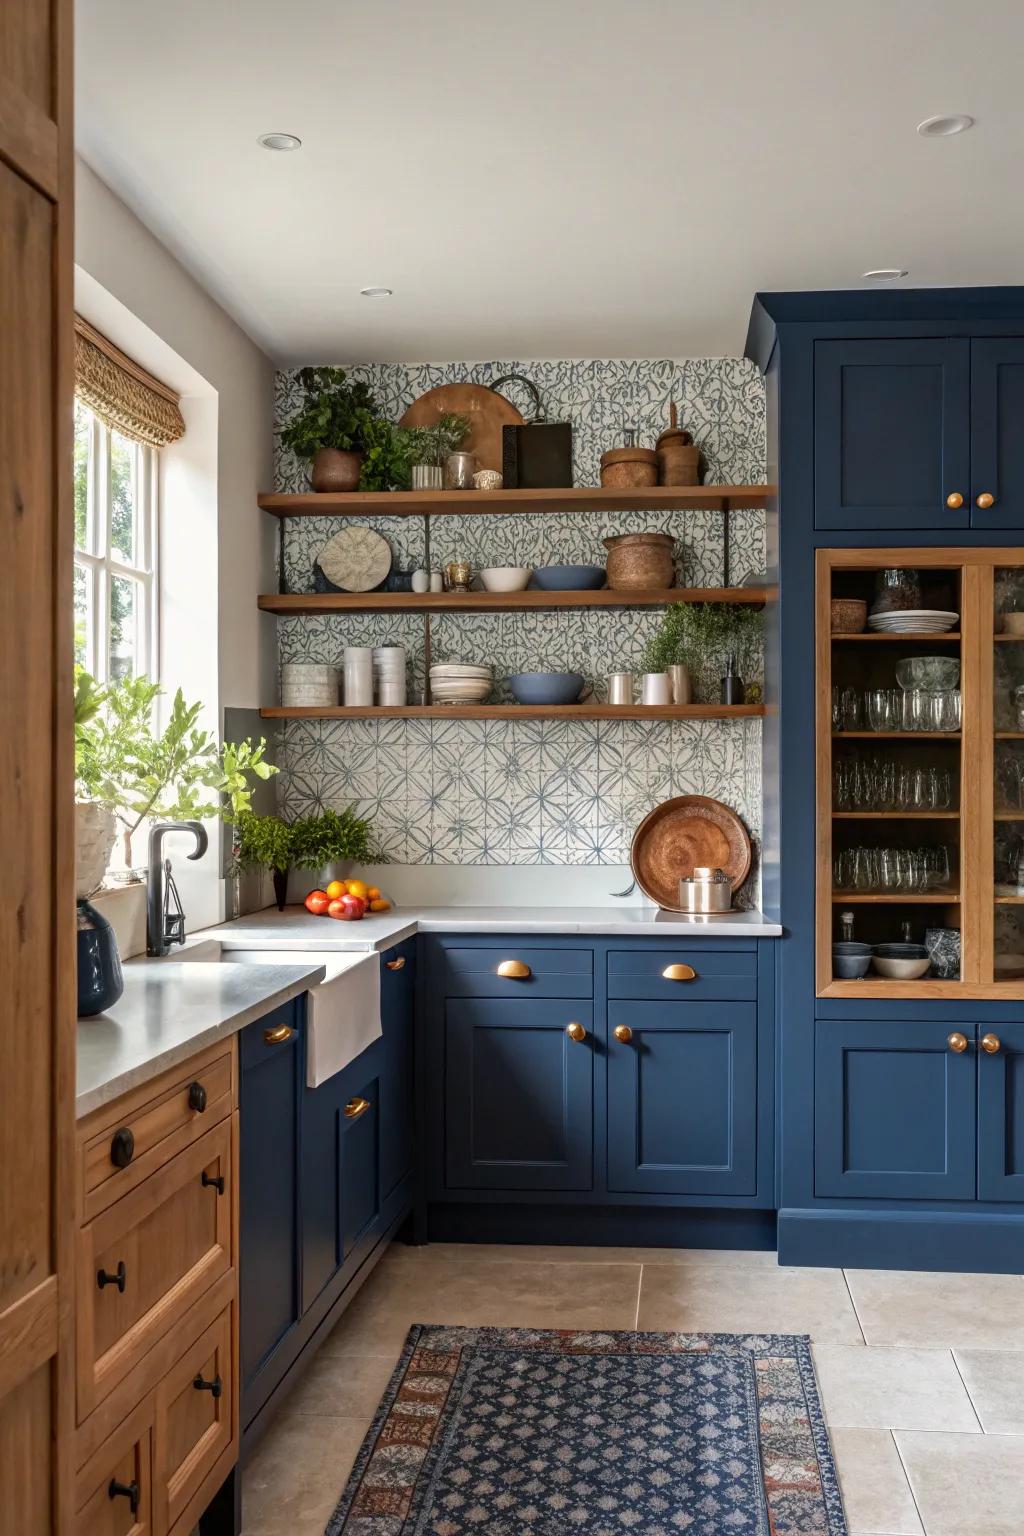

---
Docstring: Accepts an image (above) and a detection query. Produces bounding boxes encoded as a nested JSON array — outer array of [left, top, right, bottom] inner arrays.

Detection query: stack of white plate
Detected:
[[430, 663, 493, 704], [282, 663, 339, 707], [868, 609, 959, 633]]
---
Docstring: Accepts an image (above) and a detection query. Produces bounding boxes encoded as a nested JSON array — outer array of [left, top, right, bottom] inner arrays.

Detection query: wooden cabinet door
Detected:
[[815, 1021, 976, 1199], [379, 943, 415, 1199], [444, 999, 593, 1191], [607, 1001, 757, 1196], [970, 339, 1024, 528], [153, 1309, 233, 1536], [977, 1022, 1024, 1201], [814, 339, 970, 530], [75, 1408, 153, 1536], [77, 1123, 233, 1422]]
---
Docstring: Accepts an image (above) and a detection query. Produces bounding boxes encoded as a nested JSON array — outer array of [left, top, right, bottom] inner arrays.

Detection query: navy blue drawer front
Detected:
[[607, 948, 756, 1002], [442, 944, 594, 998], [239, 999, 301, 1070]]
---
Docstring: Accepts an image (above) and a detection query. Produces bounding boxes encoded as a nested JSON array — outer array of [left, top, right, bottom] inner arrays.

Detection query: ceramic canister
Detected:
[[642, 672, 672, 705]]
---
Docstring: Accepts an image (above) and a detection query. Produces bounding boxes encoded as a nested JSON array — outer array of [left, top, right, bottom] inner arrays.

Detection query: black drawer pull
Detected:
[[110, 1127, 135, 1169], [188, 1080, 207, 1113], [108, 1479, 139, 1515], [201, 1170, 225, 1195], [193, 1372, 223, 1399], [97, 1261, 126, 1293]]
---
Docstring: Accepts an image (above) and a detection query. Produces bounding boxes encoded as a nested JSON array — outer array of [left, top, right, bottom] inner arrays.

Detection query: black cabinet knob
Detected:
[[109, 1127, 135, 1169], [188, 1081, 207, 1113], [193, 1372, 223, 1399], [108, 1479, 140, 1515], [97, 1261, 126, 1293], [201, 1170, 225, 1195]]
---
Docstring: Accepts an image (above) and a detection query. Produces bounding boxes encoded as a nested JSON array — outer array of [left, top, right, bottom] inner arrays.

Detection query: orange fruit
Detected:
[[369, 897, 391, 912], [325, 880, 345, 900], [346, 879, 369, 900], [366, 886, 381, 900]]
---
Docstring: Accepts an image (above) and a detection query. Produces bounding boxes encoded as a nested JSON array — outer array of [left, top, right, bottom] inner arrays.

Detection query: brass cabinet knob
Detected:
[[613, 1025, 633, 1043], [662, 963, 696, 981], [497, 959, 531, 979], [385, 955, 405, 970], [565, 1022, 587, 1042], [947, 1031, 969, 1054], [980, 1033, 1002, 1055], [946, 492, 964, 509], [264, 1023, 295, 1045], [344, 1096, 372, 1119], [976, 491, 995, 509]]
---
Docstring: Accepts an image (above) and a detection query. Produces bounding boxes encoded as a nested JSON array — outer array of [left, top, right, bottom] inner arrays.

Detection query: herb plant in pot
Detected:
[[281, 366, 382, 492], [235, 806, 384, 909]]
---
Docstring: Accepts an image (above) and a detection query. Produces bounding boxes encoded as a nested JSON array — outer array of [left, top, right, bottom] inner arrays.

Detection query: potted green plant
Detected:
[[642, 603, 763, 703], [402, 414, 471, 490], [235, 807, 384, 908], [280, 366, 382, 492]]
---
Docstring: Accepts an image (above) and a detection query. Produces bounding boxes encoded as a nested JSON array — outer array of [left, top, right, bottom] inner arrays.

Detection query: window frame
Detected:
[[74, 402, 160, 684]]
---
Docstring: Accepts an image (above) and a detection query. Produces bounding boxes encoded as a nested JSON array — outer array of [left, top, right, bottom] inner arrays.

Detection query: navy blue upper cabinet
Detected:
[[607, 1001, 757, 1196], [815, 1021, 977, 1201], [978, 1023, 1024, 1201], [970, 339, 1024, 528], [444, 998, 593, 1191], [814, 339, 971, 531]]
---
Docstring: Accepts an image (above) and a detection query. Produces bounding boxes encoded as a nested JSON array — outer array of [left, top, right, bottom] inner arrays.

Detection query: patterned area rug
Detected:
[[324, 1326, 848, 1535]]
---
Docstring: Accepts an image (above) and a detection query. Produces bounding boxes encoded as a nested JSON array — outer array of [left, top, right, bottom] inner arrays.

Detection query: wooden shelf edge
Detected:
[[832, 811, 960, 819], [259, 585, 777, 616], [833, 731, 961, 741], [259, 703, 767, 721], [257, 484, 775, 517], [830, 891, 961, 904], [819, 980, 1012, 1000], [830, 631, 961, 642]]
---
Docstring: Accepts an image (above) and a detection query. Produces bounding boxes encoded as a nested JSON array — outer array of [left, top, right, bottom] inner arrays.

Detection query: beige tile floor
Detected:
[[242, 1244, 1024, 1536]]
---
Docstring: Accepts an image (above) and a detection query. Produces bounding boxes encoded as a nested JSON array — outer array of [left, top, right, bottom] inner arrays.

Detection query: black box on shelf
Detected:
[[502, 423, 573, 488]]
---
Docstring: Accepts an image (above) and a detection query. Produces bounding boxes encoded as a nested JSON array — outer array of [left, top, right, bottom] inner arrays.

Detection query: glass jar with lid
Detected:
[[870, 568, 922, 616]]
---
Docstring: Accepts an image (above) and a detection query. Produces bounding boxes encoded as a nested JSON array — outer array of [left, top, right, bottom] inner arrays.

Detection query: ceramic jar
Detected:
[[603, 532, 675, 590]]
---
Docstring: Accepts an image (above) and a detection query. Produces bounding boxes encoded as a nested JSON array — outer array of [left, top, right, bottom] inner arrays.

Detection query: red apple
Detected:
[[339, 894, 366, 920], [327, 898, 351, 920], [305, 890, 330, 916]]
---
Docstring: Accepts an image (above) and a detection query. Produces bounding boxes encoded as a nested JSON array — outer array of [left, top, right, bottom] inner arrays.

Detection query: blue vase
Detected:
[[77, 899, 124, 1017]]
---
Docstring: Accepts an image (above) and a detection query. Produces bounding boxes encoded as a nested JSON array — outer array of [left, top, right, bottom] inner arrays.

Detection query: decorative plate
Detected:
[[318, 526, 391, 592], [630, 795, 752, 910]]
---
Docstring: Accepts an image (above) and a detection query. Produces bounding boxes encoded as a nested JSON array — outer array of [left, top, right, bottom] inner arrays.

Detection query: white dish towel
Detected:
[[230, 948, 382, 1088]]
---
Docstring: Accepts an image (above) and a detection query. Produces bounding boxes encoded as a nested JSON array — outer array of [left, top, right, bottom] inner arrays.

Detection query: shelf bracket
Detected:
[[722, 504, 731, 588]]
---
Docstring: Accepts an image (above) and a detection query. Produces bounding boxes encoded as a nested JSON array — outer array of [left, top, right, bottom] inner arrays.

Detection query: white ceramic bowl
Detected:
[[479, 566, 532, 593], [871, 955, 931, 980]]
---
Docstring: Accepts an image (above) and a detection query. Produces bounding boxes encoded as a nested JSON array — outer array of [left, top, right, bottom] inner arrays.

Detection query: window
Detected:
[[73, 400, 158, 683]]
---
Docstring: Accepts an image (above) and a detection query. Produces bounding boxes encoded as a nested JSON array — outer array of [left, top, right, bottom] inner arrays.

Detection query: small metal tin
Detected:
[[677, 866, 732, 914]]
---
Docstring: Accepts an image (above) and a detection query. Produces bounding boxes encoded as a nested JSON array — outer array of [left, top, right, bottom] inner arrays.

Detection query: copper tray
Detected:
[[630, 795, 751, 911], [400, 382, 525, 474]]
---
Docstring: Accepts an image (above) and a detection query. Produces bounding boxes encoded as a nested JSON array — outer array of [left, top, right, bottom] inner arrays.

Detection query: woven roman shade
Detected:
[[74, 317, 185, 447]]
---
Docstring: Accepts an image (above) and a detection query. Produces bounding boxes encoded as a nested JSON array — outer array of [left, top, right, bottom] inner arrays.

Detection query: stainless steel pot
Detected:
[[677, 866, 732, 914]]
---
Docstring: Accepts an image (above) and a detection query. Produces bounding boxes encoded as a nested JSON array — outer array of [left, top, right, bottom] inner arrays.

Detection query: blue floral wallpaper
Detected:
[[271, 357, 767, 888]]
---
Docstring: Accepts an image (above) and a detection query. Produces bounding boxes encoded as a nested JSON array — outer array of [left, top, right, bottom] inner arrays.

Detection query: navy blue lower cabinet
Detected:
[[814, 1020, 977, 1201], [380, 939, 415, 1200], [978, 1022, 1024, 1201], [607, 1001, 757, 1196], [301, 1062, 383, 1313], [238, 1002, 303, 1400], [444, 998, 594, 1192]]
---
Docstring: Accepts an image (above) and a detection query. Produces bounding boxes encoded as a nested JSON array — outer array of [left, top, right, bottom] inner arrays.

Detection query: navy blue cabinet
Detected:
[[970, 339, 1024, 528], [607, 1000, 757, 1196], [380, 940, 416, 1199], [978, 1023, 1024, 1201], [813, 338, 971, 531], [301, 1060, 382, 1313], [444, 998, 594, 1191], [814, 1021, 977, 1201]]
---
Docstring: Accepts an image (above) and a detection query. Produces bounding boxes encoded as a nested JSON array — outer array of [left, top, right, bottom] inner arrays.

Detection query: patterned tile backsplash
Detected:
[[272, 356, 767, 894]]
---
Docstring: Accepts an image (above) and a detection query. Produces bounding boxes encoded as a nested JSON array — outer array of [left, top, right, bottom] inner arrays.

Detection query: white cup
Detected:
[[378, 678, 407, 706], [642, 671, 672, 706], [429, 570, 444, 592], [607, 672, 634, 705], [411, 569, 430, 593]]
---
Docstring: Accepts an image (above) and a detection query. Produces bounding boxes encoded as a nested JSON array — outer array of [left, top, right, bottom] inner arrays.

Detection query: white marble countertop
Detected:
[[76, 955, 325, 1119]]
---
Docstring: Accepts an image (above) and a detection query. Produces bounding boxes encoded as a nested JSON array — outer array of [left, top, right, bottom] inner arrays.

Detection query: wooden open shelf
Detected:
[[830, 631, 961, 642], [259, 585, 776, 617], [833, 731, 961, 741], [996, 732, 1024, 740], [257, 484, 774, 518], [832, 811, 960, 820], [994, 894, 1024, 905], [994, 633, 1024, 641], [831, 891, 960, 904], [260, 703, 766, 722]]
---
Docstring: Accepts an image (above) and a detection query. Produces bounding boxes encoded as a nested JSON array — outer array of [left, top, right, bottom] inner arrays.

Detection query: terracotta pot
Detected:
[[603, 532, 676, 590], [600, 447, 658, 489], [310, 447, 363, 492]]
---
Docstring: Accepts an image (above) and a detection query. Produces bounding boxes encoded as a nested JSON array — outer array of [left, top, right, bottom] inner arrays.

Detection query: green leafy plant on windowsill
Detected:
[[642, 604, 764, 702]]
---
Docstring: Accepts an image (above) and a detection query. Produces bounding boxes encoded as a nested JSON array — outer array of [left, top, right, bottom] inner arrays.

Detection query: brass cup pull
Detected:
[[948, 1032, 969, 1054], [344, 1096, 372, 1119], [613, 1025, 633, 1044], [565, 1022, 587, 1042], [264, 1023, 295, 1045], [385, 955, 406, 970], [981, 1033, 1002, 1055], [662, 963, 696, 982], [945, 491, 964, 509], [497, 959, 531, 979], [976, 491, 995, 509]]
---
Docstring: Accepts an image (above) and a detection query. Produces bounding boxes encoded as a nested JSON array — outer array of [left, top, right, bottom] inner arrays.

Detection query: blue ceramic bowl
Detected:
[[531, 565, 606, 591], [507, 671, 585, 705]]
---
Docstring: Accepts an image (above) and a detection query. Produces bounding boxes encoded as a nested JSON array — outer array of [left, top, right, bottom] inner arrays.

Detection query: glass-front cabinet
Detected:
[[817, 548, 1024, 997]]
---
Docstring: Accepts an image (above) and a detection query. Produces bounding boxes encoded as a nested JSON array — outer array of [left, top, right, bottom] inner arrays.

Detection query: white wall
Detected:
[[75, 157, 278, 934]]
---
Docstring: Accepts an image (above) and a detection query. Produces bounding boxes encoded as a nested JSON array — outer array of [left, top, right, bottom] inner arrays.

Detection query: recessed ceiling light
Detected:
[[917, 114, 974, 137], [360, 287, 393, 298], [257, 132, 302, 151], [863, 268, 909, 281]]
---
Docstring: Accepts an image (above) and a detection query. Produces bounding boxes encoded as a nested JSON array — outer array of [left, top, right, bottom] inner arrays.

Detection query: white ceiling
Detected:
[[76, 0, 1024, 365]]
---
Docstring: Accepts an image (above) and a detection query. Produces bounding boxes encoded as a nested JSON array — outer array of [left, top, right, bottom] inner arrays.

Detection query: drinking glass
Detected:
[[840, 687, 862, 731], [831, 685, 841, 731], [866, 689, 895, 732], [901, 688, 929, 731], [931, 689, 962, 732], [928, 845, 952, 891], [880, 847, 901, 891], [928, 767, 952, 809]]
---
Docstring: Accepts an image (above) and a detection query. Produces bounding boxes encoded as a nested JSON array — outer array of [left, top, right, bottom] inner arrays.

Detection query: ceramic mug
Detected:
[[411, 569, 430, 593], [642, 672, 672, 706]]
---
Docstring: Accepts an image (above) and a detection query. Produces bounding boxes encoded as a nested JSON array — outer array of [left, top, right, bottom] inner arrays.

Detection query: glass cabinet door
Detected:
[[993, 562, 1024, 985]]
